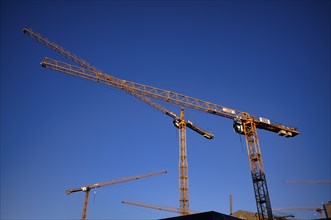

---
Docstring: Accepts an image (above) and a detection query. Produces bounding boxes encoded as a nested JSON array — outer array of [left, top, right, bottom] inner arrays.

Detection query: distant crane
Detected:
[[24, 28, 300, 220], [122, 200, 181, 214], [272, 207, 325, 219], [230, 193, 233, 216], [283, 180, 331, 184], [122, 200, 200, 214], [66, 170, 167, 220]]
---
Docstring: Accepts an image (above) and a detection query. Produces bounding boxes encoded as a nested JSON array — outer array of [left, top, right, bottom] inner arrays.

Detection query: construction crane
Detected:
[[272, 207, 325, 219], [230, 193, 233, 216], [23, 28, 213, 216], [122, 200, 181, 214], [283, 180, 331, 184], [129, 94, 203, 215], [129, 94, 213, 215], [23, 28, 300, 220], [122, 200, 200, 214], [66, 170, 167, 220]]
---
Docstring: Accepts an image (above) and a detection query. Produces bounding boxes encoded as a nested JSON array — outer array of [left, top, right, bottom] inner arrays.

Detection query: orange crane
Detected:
[[272, 207, 325, 219], [23, 28, 300, 220], [23, 28, 213, 216], [66, 170, 167, 220], [128, 94, 213, 215], [130, 93, 210, 215]]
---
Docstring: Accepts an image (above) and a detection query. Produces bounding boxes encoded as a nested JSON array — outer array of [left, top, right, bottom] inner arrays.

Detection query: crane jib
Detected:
[[40, 57, 298, 137], [24, 27, 299, 137]]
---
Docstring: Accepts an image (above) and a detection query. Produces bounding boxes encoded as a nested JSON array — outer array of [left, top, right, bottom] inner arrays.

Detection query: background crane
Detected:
[[23, 28, 300, 220], [122, 200, 181, 214], [122, 200, 200, 214], [283, 180, 331, 184], [272, 207, 325, 219], [66, 170, 167, 220]]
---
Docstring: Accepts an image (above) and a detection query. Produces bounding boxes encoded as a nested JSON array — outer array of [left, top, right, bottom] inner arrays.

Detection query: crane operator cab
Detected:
[[233, 118, 245, 135]]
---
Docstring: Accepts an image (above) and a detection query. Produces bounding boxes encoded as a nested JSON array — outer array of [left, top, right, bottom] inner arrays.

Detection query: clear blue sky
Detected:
[[1, 1, 330, 219]]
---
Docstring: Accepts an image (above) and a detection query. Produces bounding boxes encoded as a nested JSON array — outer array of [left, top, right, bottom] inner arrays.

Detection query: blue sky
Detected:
[[1, 1, 330, 219]]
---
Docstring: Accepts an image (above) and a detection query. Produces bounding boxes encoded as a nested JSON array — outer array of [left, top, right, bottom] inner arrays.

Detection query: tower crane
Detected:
[[128, 93, 213, 215], [66, 170, 167, 220], [128, 94, 209, 215], [23, 28, 213, 216], [122, 200, 200, 214], [272, 207, 325, 219], [122, 200, 181, 214], [283, 180, 331, 184], [23, 28, 300, 220]]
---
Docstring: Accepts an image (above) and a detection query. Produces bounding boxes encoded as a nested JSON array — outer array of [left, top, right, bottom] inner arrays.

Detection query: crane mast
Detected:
[[24, 28, 300, 220], [127, 94, 208, 215], [178, 109, 189, 215], [66, 170, 167, 220], [240, 113, 272, 219]]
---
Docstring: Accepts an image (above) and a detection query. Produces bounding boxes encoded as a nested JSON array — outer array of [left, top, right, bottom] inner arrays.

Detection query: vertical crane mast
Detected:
[[178, 109, 189, 215], [82, 188, 90, 220], [240, 113, 272, 220]]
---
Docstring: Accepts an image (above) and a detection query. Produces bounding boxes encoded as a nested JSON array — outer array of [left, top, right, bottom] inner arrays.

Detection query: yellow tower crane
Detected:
[[22, 28, 213, 216], [23, 28, 300, 220], [128, 94, 213, 215], [66, 170, 167, 220], [131, 93, 213, 215]]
